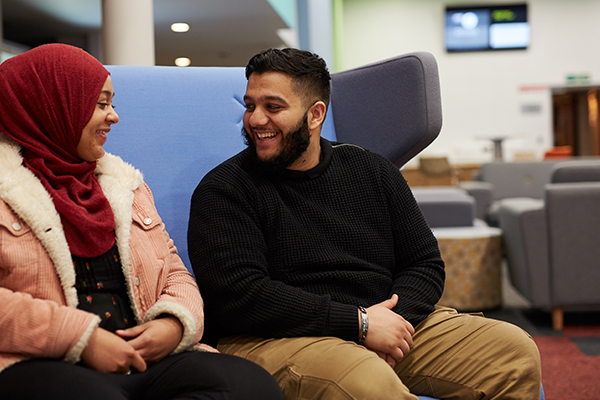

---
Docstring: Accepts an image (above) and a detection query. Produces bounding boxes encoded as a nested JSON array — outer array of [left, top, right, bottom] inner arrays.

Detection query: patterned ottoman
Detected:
[[432, 226, 503, 311]]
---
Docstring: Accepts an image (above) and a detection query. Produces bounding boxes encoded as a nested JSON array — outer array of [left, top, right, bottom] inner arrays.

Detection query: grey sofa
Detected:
[[495, 160, 600, 329], [460, 160, 568, 224], [411, 187, 479, 228]]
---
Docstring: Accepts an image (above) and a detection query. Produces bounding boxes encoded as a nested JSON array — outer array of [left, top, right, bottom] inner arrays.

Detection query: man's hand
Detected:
[[363, 294, 415, 368], [81, 327, 147, 374], [116, 315, 184, 363]]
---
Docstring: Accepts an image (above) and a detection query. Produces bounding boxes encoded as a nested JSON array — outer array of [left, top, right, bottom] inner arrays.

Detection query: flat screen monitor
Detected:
[[445, 4, 529, 52]]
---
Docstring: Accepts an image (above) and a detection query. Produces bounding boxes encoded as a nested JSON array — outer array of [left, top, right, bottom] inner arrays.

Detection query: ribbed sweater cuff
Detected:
[[327, 302, 361, 342]]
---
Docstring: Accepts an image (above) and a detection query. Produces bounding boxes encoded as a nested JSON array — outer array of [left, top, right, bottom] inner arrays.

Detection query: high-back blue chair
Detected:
[[104, 53, 543, 400]]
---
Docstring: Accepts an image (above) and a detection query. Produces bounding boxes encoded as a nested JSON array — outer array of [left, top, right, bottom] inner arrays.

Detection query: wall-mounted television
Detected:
[[445, 3, 530, 52]]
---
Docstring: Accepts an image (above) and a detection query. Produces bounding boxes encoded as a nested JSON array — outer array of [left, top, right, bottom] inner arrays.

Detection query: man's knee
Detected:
[[497, 322, 541, 373], [486, 321, 542, 397], [220, 336, 413, 400], [509, 326, 541, 380], [272, 351, 411, 400]]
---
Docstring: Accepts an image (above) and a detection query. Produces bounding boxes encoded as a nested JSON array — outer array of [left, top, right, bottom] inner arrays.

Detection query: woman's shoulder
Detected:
[[96, 152, 144, 191]]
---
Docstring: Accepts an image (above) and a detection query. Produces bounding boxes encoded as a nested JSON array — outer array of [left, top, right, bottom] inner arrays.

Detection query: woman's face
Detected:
[[77, 75, 119, 162]]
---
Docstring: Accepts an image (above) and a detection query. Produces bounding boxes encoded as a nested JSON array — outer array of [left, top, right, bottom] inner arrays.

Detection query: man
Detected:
[[188, 48, 541, 399]]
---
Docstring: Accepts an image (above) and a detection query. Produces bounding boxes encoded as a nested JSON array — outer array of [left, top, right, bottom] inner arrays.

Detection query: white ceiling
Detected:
[[2, 0, 290, 66]]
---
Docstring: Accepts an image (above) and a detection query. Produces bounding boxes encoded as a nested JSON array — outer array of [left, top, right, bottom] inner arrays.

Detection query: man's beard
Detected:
[[242, 113, 311, 172]]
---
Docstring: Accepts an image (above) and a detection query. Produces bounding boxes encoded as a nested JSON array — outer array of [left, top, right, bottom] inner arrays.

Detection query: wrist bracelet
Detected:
[[358, 306, 368, 344]]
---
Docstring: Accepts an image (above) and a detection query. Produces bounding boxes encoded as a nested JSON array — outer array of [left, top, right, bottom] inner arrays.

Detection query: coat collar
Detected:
[[0, 132, 144, 309]]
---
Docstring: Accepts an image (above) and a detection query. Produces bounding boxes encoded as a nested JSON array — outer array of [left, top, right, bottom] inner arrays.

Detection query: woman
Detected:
[[0, 44, 282, 399]]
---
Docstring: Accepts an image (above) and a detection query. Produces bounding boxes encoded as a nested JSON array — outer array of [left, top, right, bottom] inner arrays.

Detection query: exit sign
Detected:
[[566, 74, 591, 85]]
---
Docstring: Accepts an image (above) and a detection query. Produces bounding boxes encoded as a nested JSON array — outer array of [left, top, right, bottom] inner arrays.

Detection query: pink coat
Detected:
[[0, 133, 204, 373]]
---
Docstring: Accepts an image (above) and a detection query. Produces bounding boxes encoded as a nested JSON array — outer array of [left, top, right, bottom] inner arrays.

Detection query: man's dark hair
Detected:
[[245, 48, 331, 108]]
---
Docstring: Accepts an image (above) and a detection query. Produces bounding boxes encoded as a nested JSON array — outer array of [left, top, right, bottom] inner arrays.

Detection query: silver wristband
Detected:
[[358, 306, 368, 344]]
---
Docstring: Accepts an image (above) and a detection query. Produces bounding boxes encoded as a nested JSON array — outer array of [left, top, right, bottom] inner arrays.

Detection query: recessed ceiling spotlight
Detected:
[[175, 57, 191, 67], [171, 23, 190, 33]]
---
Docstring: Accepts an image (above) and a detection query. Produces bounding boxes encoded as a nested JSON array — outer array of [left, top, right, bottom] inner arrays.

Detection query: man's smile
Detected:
[[255, 130, 278, 140]]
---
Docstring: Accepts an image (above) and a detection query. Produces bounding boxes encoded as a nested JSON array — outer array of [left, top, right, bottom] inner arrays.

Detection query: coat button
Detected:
[[134, 277, 140, 286], [12, 222, 22, 231], [143, 218, 152, 225]]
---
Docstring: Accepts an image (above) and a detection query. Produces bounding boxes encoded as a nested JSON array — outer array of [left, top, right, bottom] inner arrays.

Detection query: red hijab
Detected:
[[0, 44, 116, 257]]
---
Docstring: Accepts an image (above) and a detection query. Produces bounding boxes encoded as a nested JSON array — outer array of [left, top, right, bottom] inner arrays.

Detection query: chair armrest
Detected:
[[411, 187, 475, 228], [551, 159, 600, 183], [546, 182, 600, 306], [496, 198, 550, 308], [459, 181, 493, 220]]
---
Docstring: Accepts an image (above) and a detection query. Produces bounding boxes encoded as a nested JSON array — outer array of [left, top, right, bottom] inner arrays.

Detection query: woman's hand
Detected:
[[197, 343, 220, 353], [116, 315, 184, 364], [81, 327, 147, 373]]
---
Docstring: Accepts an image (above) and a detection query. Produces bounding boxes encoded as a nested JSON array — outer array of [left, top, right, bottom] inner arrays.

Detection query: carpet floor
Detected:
[[485, 308, 600, 400]]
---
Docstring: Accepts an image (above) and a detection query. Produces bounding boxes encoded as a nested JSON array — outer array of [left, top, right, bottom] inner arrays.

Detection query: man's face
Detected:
[[242, 71, 314, 170]]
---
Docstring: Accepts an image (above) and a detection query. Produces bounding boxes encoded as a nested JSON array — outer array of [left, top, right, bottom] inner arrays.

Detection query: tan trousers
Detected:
[[218, 307, 541, 400]]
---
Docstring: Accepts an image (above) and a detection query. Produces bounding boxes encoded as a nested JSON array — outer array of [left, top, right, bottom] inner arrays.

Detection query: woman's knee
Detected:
[[0, 359, 126, 400], [162, 352, 283, 400], [216, 353, 283, 399]]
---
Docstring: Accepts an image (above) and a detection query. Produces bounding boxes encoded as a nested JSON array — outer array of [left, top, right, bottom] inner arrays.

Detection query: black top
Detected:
[[188, 138, 445, 346], [74, 244, 136, 332]]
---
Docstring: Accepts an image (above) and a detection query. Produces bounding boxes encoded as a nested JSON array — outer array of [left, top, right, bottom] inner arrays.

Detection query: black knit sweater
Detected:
[[188, 139, 445, 346]]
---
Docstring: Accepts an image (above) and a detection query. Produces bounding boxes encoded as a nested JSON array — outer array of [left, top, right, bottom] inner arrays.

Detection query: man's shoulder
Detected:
[[201, 149, 252, 183], [330, 141, 367, 153], [330, 141, 390, 167]]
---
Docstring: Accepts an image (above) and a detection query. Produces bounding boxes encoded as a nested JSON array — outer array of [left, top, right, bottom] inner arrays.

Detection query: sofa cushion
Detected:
[[411, 187, 476, 228]]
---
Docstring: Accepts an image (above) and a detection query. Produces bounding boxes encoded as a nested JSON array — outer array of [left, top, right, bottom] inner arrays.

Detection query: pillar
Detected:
[[101, 0, 155, 65], [0, 0, 4, 46], [297, 0, 334, 71]]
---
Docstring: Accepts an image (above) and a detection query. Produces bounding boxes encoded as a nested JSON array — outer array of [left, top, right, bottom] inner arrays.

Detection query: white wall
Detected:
[[341, 0, 600, 166]]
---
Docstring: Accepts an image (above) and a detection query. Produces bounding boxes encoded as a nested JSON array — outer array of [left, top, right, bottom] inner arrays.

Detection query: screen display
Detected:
[[445, 4, 529, 52]]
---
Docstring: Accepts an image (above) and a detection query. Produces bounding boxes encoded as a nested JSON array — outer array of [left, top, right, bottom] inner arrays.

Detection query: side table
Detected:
[[433, 226, 503, 311]]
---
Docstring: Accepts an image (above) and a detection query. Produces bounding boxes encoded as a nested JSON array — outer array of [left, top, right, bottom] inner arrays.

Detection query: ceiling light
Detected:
[[171, 23, 190, 33], [175, 57, 191, 67]]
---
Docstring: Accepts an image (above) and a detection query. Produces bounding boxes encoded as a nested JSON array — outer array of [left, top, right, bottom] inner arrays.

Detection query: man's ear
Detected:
[[308, 101, 327, 131]]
